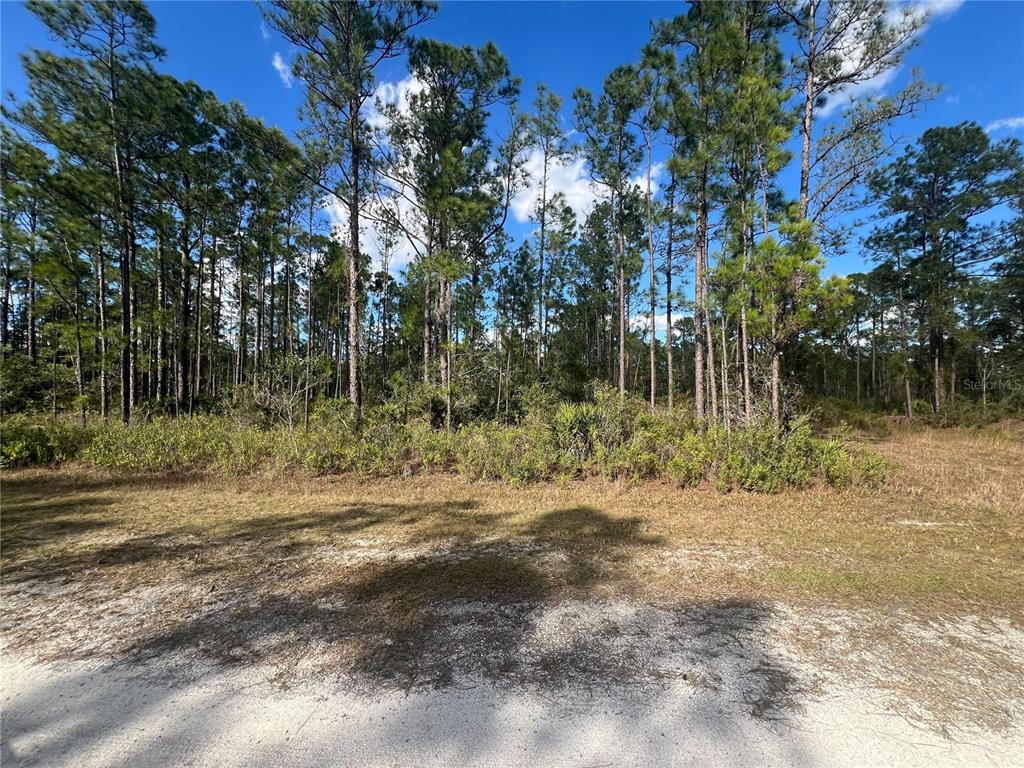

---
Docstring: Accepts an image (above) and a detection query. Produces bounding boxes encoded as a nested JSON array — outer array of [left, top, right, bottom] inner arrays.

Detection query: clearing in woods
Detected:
[[2, 426, 1023, 767]]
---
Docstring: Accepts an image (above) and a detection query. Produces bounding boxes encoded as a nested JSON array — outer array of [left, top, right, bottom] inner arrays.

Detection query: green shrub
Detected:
[[852, 450, 890, 487], [600, 438, 664, 480], [663, 416, 881, 492], [927, 398, 1010, 428], [351, 419, 409, 475], [216, 426, 274, 473], [590, 384, 646, 452], [298, 432, 355, 475], [0, 416, 94, 468], [310, 399, 356, 430], [454, 422, 560, 483], [715, 418, 820, 492], [550, 402, 600, 463], [666, 430, 716, 486], [407, 420, 455, 471], [815, 437, 855, 488], [84, 416, 233, 472], [2, 403, 888, 492], [598, 418, 680, 480]]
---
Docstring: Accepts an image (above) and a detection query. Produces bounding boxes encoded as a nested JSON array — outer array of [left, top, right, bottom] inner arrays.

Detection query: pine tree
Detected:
[[574, 65, 645, 398], [263, 0, 434, 418], [867, 122, 1024, 413]]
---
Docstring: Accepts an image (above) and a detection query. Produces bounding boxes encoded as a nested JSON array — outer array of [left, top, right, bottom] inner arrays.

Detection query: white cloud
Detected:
[[364, 75, 426, 130], [631, 312, 669, 333], [631, 312, 681, 342], [912, 0, 965, 17], [985, 116, 1024, 134], [349, 76, 432, 274], [325, 198, 422, 277], [511, 151, 599, 225], [818, 0, 964, 117], [355, 77, 671, 273], [511, 156, 665, 228], [630, 162, 666, 199], [259, 20, 270, 41], [272, 52, 293, 89], [819, 68, 900, 118]]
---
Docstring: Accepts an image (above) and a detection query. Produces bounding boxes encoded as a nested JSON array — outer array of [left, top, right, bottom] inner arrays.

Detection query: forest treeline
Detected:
[[2, 0, 1022, 433]]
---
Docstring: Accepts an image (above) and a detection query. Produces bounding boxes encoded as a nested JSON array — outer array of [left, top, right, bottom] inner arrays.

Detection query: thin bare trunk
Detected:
[[646, 136, 656, 409], [665, 180, 675, 411], [537, 150, 548, 376], [422, 276, 431, 382], [798, 0, 818, 220], [348, 103, 362, 416], [720, 317, 730, 434]]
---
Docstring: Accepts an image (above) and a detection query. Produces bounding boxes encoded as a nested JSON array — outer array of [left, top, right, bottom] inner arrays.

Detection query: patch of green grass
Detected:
[[763, 564, 998, 601]]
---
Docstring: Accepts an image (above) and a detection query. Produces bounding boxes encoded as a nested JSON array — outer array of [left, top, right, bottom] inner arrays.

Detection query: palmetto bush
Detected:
[[550, 402, 600, 463]]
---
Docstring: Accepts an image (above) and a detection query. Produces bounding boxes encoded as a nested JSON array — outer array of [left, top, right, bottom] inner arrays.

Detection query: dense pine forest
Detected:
[[1, 0, 1022, 482]]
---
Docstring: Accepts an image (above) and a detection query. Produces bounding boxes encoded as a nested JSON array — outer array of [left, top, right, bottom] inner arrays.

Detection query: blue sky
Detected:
[[3, 0, 1023, 281]]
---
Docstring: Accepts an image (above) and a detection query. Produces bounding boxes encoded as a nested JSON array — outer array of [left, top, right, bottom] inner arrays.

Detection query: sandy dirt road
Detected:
[[4, 606, 1023, 768]]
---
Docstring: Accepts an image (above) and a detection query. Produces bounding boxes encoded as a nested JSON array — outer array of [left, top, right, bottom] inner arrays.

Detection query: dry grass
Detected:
[[1, 426, 1022, 729]]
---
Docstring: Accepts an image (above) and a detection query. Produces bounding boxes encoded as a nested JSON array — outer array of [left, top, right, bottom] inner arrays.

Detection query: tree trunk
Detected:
[[96, 237, 109, 419], [1, 204, 11, 350], [422, 275, 431, 382], [739, 222, 753, 425], [208, 235, 218, 398], [304, 195, 315, 428], [720, 316, 730, 432], [705, 290, 718, 424], [871, 314, 877, 399], [267, 237, 275, 371], [348, 101, 363, 416], [694, 148, 708, 423], [237, 242, 247, 388], [177, 191, 192, 413], [617, 257, 626, 398], [646, 137, 656, 409], [537, 150, 548, 376], [798, 0, 818, 220], [896, 251, 913, 421], [665, 180, 675, 411], [156, 214, 167, 403], [28, 203, 38, 363], [441, 275, 453, 431], [770, 315, 781, 424], [192, 242, 205, 409], [854, 315, 861, 405], [108, 29, 132, 424]]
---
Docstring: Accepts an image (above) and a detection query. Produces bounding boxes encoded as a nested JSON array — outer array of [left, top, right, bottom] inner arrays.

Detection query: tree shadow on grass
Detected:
[[1, 493, 119, 568], [224, 499, 483, 542], [525, 504, 659, 546], [3, 476, 807, 727]]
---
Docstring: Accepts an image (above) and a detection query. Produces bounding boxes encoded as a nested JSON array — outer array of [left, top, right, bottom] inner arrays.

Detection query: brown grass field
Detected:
[[2, 425, 1023, 730]]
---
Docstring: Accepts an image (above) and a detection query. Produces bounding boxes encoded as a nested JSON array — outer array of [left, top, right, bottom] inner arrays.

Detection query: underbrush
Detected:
[[809, 395, 1024, 436], [0, 415, 96, 468], [2, 390, 888, 491]]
